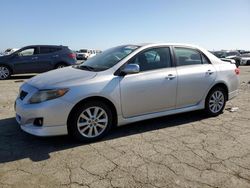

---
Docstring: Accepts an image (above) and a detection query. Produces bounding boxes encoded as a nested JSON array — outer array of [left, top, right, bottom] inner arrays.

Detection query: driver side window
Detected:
[[128, 47, 172, 72], [19, 48, 35, 56]]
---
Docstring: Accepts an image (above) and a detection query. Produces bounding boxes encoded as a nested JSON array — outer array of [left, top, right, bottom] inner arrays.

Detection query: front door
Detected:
[[119, 47, 177, 118], [12, 47, 39, 73]]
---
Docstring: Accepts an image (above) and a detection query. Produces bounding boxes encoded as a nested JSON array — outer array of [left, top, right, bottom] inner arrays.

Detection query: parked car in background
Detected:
[[3, 48, 19, 55], [88, 49, 102, 59], [15, 43, 239, 142], [211, 50, 241, 67], [76, 49, 102, 60], [240, 53, 250, 65], [0, 45, 77, 80], [76, 49, 89, 60], [219, 58, 236, 64], [237, 50, 250, 55]]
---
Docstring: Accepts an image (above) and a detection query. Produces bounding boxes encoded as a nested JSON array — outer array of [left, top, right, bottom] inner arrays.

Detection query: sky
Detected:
[[0, 0, 250, 51]]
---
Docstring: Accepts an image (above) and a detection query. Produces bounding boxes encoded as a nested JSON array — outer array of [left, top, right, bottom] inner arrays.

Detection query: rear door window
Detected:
[[39, 47, 61, 54], [174, 47, 209, 66]]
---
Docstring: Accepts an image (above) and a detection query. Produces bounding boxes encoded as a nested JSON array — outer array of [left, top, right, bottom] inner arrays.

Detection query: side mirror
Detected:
[[121, 64, 140, 75]]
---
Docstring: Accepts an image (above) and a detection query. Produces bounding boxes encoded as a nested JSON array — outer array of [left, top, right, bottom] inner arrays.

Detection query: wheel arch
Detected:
[[54, 62, 68, 68], [67, 96, 118, 130], [207, 82, 229, 101], [0, 63, 13, 74]]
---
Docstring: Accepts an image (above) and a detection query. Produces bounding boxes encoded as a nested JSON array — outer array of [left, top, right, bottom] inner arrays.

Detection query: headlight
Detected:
[[29, 88, 69, 104]]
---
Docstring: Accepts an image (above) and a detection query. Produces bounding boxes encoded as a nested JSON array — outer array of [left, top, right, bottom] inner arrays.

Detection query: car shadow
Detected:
[[0, 111, 209, 163]]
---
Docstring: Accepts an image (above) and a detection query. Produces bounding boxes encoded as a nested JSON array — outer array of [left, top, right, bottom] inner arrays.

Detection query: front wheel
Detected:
[[0, 65, 11, 80], [205, 87, 226, 116], [68, 101, 113, 142]]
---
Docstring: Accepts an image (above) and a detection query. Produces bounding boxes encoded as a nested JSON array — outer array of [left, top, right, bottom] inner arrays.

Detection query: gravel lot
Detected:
[[0, 66, 250, 188]]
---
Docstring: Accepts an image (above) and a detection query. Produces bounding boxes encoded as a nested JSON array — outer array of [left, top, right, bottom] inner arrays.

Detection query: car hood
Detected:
[[27, 66, 97, 89]]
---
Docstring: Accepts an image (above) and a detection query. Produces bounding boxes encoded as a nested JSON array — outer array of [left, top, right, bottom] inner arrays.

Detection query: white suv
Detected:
[[76, 49, 89, 60]]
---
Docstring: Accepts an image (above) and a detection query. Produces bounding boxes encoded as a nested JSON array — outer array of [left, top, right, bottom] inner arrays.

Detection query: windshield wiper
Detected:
[[76, 65, 97, 71]]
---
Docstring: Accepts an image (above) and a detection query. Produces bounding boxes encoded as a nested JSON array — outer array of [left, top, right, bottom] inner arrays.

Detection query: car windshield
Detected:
[[213, 52, 225, 58], [226, 51, 239, 56], [77, 45, 139, 71]]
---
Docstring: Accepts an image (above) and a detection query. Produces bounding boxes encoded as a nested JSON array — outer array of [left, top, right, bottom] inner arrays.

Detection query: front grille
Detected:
[[19, 90, 28, 100]]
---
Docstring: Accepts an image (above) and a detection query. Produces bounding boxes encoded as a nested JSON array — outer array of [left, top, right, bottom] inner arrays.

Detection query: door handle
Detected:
[[53, 55, 59, 58], [165, 74, 176, 80], [206, 70, 214, 75], [32, 57, 38, 60]]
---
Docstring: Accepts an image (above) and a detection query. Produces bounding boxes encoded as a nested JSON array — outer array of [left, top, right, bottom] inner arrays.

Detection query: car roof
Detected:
[[135, 43, 204, 49], [22, 45, 67, 48]]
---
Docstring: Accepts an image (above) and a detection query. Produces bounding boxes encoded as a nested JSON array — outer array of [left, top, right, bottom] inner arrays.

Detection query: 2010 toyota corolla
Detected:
[[15, 43, 239, 142]]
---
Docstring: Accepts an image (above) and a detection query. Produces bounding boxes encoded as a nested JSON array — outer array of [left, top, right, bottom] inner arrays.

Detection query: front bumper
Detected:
[[15, 97, 74, 137]]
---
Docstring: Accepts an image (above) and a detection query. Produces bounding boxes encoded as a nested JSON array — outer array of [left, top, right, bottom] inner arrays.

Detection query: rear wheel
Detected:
[[68, 101, 113, 142], [205, 87, 226, 116], [55, 63, 67, 69], [0, 65, 11, 80]]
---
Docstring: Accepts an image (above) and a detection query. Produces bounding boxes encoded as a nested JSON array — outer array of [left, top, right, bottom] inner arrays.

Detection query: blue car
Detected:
[[0, 45, 77, 80]]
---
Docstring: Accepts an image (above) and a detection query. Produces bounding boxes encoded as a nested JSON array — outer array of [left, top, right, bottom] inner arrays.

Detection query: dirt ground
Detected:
[[0, 67, 250, 188]]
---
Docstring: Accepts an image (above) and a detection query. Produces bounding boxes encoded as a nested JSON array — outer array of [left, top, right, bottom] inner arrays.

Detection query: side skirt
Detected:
[[117, 103, 205, 126]]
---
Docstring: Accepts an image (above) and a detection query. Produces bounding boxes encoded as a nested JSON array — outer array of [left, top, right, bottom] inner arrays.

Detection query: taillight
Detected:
[[68, 53, 76, 59], [235, 68, 240, 75]]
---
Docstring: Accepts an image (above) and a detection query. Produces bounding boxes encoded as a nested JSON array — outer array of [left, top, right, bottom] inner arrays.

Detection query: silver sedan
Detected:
[[15, 43, 239, 142]]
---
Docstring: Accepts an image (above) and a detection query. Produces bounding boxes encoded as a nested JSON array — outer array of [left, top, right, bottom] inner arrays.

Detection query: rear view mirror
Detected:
[[121, 64, 140, 75]]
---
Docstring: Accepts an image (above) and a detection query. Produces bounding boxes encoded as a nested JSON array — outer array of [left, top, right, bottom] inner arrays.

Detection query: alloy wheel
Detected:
[[77, 106, 108, 138], [208, 90, 225, 113], [0, 66, 10, 79]]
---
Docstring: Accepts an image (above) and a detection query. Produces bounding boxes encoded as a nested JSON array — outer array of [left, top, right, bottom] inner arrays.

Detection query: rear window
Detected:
[[80, 49, 88, 53], [40, 47, 61, 54], [213, 52, 224, 58]]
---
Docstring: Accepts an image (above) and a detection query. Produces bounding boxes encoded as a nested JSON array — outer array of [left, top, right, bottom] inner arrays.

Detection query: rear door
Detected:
[[35, 46, 60, 72], [174, 47, 216, 108]]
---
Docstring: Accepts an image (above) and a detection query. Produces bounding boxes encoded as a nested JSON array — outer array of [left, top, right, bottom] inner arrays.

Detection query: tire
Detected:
[[205, 87, 226, 116], [0, 65, 11, 80], [235, 60, 240, 67], [68, 101, 113, 142], [55, 63, 67, 69]]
